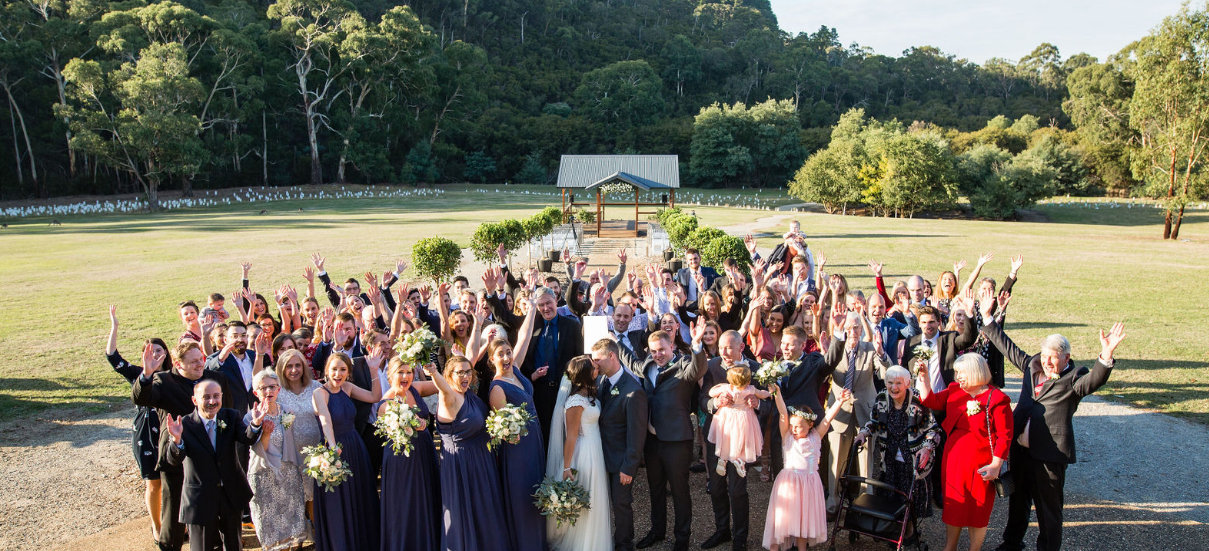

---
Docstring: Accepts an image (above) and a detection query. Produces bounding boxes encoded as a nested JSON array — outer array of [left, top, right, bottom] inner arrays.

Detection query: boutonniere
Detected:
[[965, 400, 981, 416], [281, 412, 296, 430], [610, 387, 620, 396], [217, 420, 228, 431]]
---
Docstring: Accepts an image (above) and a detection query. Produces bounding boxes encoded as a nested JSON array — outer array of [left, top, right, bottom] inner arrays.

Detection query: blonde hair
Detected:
[[726, 365, 752, 387], [954, 353, 992, 387], [275, 349, 312, 392], [387, 356, 413, 385]]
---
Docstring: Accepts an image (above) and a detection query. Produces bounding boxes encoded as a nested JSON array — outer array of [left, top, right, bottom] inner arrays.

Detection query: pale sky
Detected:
[[768, 0, 1187, 64]]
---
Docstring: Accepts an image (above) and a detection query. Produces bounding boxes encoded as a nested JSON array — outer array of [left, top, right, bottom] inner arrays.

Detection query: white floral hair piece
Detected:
[[787, 406, 817, 423]]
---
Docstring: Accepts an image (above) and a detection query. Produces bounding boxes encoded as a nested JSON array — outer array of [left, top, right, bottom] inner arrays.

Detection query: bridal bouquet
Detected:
[[301, 443, 352, 492], [754, 359, 790, 392], [374, 401, 426, 457], [485, 403, 533, 451], [534, 474, 591, 528], [395, 325, 447, 366]]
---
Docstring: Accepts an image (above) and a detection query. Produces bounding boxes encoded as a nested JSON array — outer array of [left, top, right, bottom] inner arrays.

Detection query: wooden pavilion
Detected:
[[556, 155, 679, 237]]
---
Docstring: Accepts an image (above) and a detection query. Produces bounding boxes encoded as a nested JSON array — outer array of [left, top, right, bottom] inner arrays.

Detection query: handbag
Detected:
[[985, 390, 1014, 497]]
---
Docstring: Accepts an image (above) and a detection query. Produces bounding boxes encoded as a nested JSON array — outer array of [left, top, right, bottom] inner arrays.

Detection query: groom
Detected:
[[591, 339, 649, 551], [615, 325, 709, 551]]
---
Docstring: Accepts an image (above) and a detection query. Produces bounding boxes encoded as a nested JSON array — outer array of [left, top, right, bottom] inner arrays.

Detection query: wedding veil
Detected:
[[545, 375, 573, 477]]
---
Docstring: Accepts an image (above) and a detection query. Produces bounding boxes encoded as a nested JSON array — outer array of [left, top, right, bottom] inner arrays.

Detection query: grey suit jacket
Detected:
[[826, 340, 892, 434], [596, 372, 649, 475], [616, 345, 708, 442]]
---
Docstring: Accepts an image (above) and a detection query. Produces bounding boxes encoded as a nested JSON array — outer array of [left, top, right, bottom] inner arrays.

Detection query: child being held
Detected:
[[762, 385, 852, 551], [707, 365, 771, 477]]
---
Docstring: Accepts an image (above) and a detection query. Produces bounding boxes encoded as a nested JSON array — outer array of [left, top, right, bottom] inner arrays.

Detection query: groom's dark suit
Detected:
[[597, 370, 649, 551], [167, 408, 262, 551], [617, 344, 708, 549]]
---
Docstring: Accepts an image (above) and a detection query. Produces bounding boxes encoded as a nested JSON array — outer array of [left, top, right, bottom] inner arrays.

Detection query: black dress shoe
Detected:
[[702, 530, 732, 548], [671, 541, 690, 551], [690, 462, 707, 473], [636, 532, 664, 549]]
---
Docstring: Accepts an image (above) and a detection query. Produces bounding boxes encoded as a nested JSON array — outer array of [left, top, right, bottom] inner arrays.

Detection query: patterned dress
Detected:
[[245, 409, 309, 550], [277, 380, 323, 500]]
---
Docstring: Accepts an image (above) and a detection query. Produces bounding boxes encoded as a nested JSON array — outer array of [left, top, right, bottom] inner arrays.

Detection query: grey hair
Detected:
[[848, 289, 866, 301], [253, 369, 279, 389], [532, 286, 557, 302], [844, 312, 864, 336], [483, 323, 509, 342], [1040, 334, 1070, 356], [884, 365, 911, 384]]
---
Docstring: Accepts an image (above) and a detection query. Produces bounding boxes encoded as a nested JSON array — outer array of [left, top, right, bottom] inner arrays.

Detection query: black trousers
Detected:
[[645, 438, 694, 544], [930, 411, 947, 509], [1002, 444, 1067, 551], [187, 499, 243, 551], [157, 469, 186, 551], [705, 443, 750, 547], [608, 471, 636, 551]]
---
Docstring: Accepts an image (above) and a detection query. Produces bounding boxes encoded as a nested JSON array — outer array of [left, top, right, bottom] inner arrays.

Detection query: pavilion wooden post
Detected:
[[596, 189, 602, 236], [634, 187, 640, 237], [671, 189, 676, 208], [561, 188, 566, 213]]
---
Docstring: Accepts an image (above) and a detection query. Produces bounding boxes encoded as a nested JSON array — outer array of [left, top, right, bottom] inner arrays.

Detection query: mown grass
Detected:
[[1, 185, 1205, 425]]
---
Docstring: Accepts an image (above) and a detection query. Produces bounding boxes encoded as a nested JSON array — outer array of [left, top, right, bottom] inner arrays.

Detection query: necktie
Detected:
[[615, 331, 631, 350], [601, 377, 613, 398], [205, 419, 216, 449], [844, 348, 857, 392]]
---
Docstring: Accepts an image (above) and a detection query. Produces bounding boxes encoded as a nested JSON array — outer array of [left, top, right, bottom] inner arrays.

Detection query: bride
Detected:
[[545, 357, 612, 550]]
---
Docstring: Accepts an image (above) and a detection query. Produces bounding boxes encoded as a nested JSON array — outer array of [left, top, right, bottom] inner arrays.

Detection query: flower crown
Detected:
[[787, 406, 817, 423]]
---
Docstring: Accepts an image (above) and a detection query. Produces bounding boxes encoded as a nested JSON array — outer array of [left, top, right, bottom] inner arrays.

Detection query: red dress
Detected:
[[920, 383, 1013, 528]]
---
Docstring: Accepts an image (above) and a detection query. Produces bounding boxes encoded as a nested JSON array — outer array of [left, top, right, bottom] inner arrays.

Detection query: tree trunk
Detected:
[[147, 181, 160, 212], [2, 83, 38, 194], [182, 174, 194, 197], [305, 100, 323, 186], [1163, 147, 1177, 238], [1171, 205, 1186, 239], [262, 111, 269, 186], [7, 98, 23, 187]]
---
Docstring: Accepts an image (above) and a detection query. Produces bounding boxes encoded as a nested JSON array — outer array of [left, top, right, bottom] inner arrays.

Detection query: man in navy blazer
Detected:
[[675, 248, 720, 304], [205, 321, 256, 413], [165, 379, 266, 551]]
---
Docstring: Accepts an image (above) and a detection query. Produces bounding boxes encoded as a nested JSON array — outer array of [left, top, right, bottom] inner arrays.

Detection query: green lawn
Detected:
[[1, 185, 1205, 425]]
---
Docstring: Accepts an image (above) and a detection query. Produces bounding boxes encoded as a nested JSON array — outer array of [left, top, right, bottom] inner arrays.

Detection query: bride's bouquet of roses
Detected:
[[534, 472, 592, 528], [485, 403, 533, 451], [754, 359, 790, 393], [395, 325, 447, 366], [374, 401, 427, 457], [301, 443, 352, 492]]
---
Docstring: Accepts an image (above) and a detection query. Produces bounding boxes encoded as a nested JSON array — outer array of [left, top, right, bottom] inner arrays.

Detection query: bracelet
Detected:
[[563, 468, 572, 472]]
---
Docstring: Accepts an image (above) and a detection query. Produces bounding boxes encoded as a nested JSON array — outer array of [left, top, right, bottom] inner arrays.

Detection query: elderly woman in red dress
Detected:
[[918, 353, 1013, 551]]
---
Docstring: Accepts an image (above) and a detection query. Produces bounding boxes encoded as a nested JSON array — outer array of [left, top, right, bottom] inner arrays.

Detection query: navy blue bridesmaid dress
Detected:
[[313, 387, 381, 551], [490, 375, 548, 551], [438, 392, 510, 551], [380, 387, 440, 551]]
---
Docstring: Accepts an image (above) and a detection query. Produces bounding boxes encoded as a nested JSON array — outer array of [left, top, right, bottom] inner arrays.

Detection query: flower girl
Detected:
[[706, 365, 771, 477]]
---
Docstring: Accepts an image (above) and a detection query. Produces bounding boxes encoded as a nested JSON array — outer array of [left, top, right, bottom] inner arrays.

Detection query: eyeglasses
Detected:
[[453, 369, 474, 376]]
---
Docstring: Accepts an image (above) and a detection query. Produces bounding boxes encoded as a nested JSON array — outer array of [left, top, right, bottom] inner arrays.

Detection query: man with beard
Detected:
[[205, 321, 257, 413], [311, 312, 365, 374], [133, 340, 232, 551]]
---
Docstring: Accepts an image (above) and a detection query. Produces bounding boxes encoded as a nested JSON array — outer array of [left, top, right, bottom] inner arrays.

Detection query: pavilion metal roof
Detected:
[[556, 155, 680, 189]]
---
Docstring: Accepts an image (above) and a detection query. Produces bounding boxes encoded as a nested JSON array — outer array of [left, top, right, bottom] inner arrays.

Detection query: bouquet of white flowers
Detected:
[[911, 345, 934, 377], [754, 360, 790, 392], [374, 401, 427, 457], [301, 443, 352, 492], [533, 474, 591, 528], [395, 325, 447, 367], [485, 403, 533, 451]]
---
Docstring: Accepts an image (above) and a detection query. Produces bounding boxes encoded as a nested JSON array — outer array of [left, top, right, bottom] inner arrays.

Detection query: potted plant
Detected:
[[662, 249, 674, 261], [538, 258, 553, 272], [668, 258, 683, 272]]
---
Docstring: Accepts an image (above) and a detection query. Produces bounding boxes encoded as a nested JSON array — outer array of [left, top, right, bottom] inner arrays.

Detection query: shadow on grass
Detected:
[[1004, 321, 1090, 330], [813, 233, 952, 239]]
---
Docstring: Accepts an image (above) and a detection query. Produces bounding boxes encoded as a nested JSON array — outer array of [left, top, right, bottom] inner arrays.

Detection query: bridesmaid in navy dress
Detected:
[[424, 356, 510, 551], [486, 312, 547, 551], [379, 357, 440, 551], [311, 352, 383, 551]]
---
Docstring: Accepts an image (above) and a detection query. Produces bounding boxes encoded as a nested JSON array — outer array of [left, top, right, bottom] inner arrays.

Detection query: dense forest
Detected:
[[1, 0, 1205, 236], [0, 0, 1076, 198]]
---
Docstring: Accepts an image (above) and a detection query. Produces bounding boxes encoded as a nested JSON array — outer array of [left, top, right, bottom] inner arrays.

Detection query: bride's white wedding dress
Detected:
[[546, 377, 612, 551]]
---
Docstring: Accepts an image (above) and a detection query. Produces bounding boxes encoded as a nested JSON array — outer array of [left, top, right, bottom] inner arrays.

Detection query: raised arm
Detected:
[[772, 384, 790, 438], [1075, 323, 1125, 397], [239, 261, 252, 312], [960, 252, 993, 295], [511, 298, 540, 370], [607, 248, 627, 294], [106, 305, 120, 356], [815, 388, 852, 436]]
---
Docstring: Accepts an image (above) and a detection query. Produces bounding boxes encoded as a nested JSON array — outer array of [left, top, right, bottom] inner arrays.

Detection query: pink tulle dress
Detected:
[[762, 431, 827, 549], [707, 385, 764, 464]]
